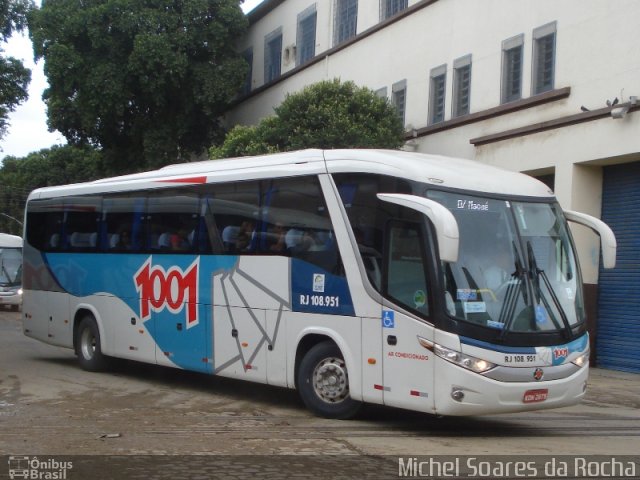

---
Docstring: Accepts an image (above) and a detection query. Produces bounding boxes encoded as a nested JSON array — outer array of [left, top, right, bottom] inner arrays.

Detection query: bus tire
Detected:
[[297, 341, 362, 419], [76, 315, 109, 372]]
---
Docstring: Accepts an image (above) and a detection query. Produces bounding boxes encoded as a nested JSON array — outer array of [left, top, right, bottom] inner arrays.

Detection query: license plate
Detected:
[[523, 389, 548, 403]]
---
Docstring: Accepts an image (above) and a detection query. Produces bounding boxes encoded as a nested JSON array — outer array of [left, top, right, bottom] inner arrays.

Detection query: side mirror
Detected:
[[564, 210, 617, 269], [377, 193, 459, 262]]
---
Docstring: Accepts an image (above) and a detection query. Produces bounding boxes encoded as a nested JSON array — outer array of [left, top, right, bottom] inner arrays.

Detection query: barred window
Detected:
[[297, 6, 317, 66], [501, 34, 524, 104], [429, 65, 447, 124], [334, 0, 358, 46], [532, 22, 556, 95], [452, 55, 472, 117]]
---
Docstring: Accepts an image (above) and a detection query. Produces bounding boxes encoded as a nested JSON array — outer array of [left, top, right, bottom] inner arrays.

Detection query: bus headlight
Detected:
[[434, 344, 495, 374], [571, 350, 589, 368]]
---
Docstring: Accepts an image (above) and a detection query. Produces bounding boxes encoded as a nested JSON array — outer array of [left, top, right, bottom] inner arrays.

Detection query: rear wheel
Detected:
[[297, 341, 362, 419], [76, 315, 109, 372]]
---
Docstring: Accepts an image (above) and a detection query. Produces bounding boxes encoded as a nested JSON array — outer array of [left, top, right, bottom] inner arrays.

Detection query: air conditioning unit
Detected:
[[283, 44, 297, 65]]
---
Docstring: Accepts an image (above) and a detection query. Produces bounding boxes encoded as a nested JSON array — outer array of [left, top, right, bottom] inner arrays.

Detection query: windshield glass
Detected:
[[0, 247, 23, 286], [426, 191, 584, 334]]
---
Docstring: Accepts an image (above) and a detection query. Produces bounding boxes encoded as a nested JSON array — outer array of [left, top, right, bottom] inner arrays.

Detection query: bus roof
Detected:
[[0, 233, 23, 247], [27, 149, 554, 200]]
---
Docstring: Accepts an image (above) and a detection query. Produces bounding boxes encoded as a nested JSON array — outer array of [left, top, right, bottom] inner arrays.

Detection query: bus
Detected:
[[22, 149, 616, 418], [0, 233, 23, 311]]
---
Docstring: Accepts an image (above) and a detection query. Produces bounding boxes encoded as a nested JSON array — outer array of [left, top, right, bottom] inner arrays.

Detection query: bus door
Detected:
[[380, 220, 436, 413]]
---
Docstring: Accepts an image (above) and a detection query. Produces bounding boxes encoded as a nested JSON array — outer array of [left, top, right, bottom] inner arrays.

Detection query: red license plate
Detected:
[[523, 389, 548, 403]]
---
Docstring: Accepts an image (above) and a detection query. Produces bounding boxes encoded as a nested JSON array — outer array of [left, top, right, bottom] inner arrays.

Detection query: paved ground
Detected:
[[1, 307, 639, 479]]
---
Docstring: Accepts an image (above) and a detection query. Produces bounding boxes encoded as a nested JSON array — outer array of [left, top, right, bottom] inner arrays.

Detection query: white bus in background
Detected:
[[21, 149, 616, 418], [0, 233, 23, 311]]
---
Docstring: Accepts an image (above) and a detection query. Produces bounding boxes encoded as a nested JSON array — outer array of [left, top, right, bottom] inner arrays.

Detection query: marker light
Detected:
[[434, 344, 496, 374], [571, 350, 590, 368]]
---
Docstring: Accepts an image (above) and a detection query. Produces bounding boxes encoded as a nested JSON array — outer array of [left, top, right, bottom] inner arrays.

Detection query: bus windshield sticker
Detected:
[[535, 305, 548, 325], [457, 288, 477, 301], [487, 320, 505, 330], [413, 290, 426, 308], [463, 301, 486, 314]]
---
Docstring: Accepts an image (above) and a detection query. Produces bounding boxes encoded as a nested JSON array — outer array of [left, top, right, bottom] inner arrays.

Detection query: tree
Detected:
[[0, 145, 102, 234], [210, 79, 406, 159], [0, 0, 32, 141], [29, 0, 248, 173]]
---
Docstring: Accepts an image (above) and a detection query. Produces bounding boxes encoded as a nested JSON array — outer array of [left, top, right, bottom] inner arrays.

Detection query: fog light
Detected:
[[451, 389, 465, 402]]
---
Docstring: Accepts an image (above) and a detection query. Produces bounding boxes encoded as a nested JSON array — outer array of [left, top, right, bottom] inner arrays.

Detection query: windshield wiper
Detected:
[[526, 241, 572, 338], [498, 242, 528, 339]]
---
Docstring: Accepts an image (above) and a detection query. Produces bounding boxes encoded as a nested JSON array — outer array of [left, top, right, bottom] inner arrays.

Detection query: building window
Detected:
[[381, 0, 407, 21], [264, 28, 282, 83], [429, 64, 446, 125], [241, 48, 253, 95], [297, 5, 317, 66], [532, 22, 556, 95], [334, 0, 358, 46], [452, 55, 471, 117], [501, 34, 524, 104], [392, 80, 407, 126]]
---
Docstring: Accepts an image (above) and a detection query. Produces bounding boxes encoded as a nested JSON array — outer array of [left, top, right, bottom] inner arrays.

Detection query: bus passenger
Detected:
[[236, 220, 255, 252]]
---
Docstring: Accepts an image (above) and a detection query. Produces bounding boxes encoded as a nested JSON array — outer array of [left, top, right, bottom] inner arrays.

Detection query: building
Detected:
[[226, 0, 640, 373]]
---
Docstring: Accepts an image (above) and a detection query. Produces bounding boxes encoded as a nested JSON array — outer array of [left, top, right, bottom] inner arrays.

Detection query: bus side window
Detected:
[[264, 176, 343, 276], [200, 180, 261, 255], [26, 199, 64, 251], [64, 197, 101, 252], [147, 191, 200, 253], [102, 196, 146, 252], [333, 173, 414, 292], [383, 221, 430, 317]]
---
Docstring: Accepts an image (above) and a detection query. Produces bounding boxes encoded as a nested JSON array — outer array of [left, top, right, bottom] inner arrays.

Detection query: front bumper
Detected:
[[0, 290, 22, 307], [433, 356, 588, 416]]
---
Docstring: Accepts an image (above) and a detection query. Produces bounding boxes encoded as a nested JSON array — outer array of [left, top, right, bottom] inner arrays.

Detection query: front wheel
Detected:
[[76, 315, 109, 372], [297, 341, 362, 419]]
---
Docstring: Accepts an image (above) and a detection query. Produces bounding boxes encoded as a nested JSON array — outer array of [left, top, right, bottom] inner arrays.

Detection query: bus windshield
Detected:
[[426, 191, 584, 335], [0, 246, 22, 287]]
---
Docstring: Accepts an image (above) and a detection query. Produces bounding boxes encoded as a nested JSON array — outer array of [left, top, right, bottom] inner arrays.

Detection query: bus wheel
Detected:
[[76, 315, 108, 372], [297, 341, 361, 419]]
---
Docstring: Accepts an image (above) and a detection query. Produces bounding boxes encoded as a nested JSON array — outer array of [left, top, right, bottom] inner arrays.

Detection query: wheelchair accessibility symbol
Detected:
[[382, 310, 395, 328]]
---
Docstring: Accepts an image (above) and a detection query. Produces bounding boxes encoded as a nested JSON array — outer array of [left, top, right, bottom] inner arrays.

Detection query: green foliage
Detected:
[[0, 145, 102, 234], [211, 79, 405, 159], [29, 0, 248, 172], [0, 0, 33, 140], [209, 119, 280, 159], [1, 0, 32, 40]]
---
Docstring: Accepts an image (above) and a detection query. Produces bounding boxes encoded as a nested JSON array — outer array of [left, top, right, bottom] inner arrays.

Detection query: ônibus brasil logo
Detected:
[[134, 256, 199, 328]]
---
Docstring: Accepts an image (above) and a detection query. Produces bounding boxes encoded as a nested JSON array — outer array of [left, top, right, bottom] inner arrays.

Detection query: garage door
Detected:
[[597, 162, 640, 372]]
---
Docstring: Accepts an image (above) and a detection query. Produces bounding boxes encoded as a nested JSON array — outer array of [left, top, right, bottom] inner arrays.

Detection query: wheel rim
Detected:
[[312, 356, 349, 404], [80, 327, 96, 360]]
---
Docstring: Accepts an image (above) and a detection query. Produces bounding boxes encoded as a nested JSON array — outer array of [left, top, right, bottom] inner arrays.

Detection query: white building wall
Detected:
[[230, 0, 640, 284]]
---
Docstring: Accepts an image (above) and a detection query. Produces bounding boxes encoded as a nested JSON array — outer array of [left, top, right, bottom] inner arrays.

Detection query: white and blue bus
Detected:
[[22, 149, 616, 418], [0, 233, 23, 311]]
